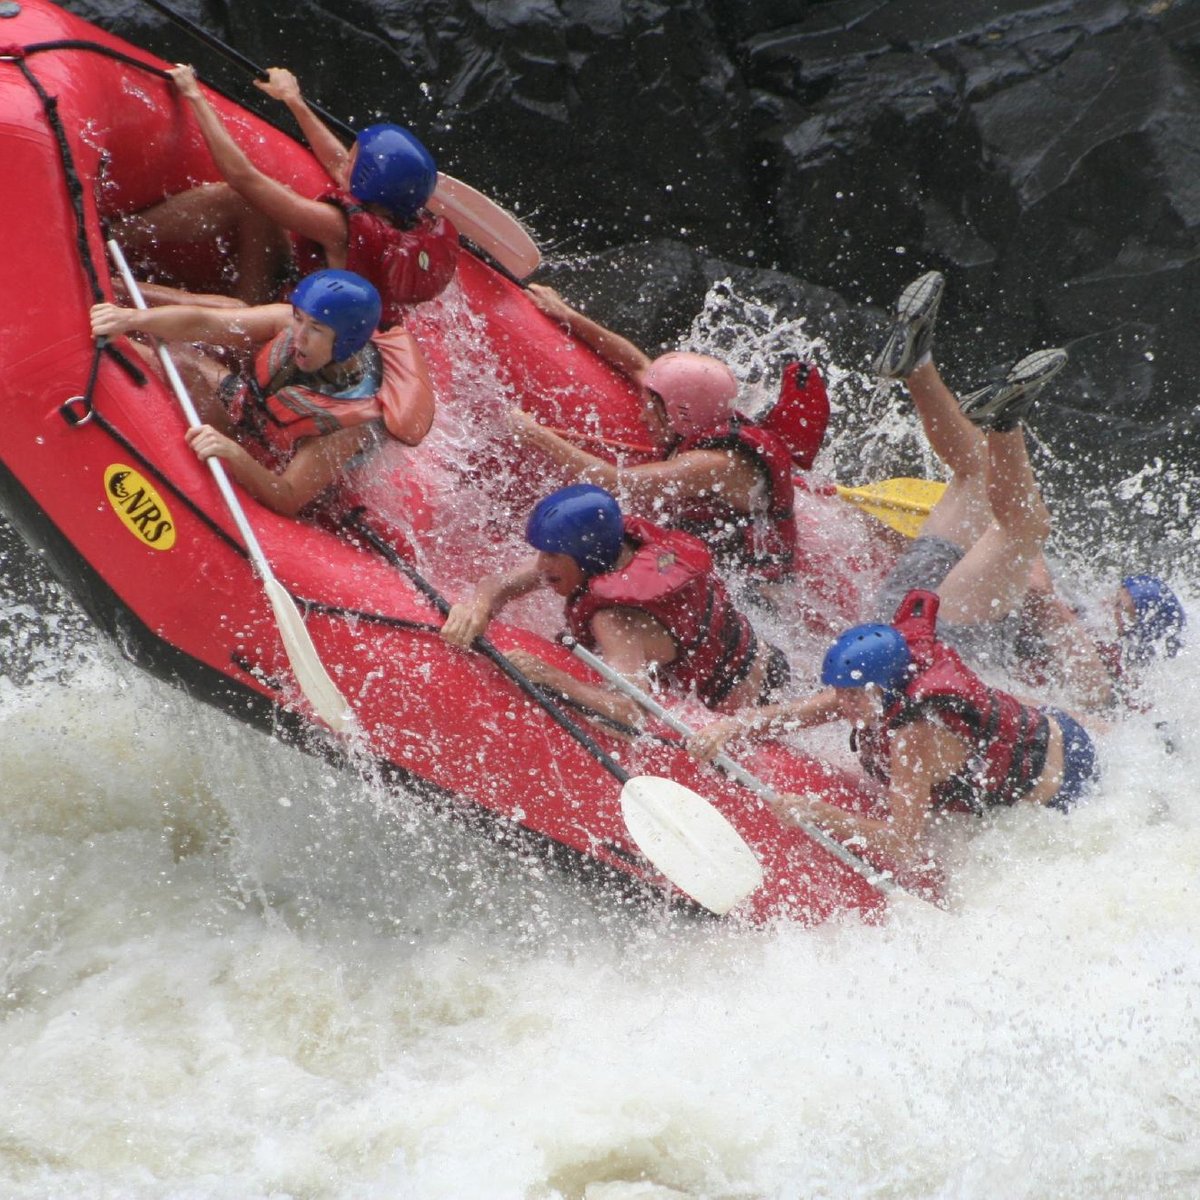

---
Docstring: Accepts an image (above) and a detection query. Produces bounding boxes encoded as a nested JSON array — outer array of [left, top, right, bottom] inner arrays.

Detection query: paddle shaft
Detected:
[[562, 638, 904, 898], [341, 516, 633, 785], [106, 240, 353, 731], [137, 0, 354, 139], [108, 243, 275, 572], [134, 0, 539, 282]]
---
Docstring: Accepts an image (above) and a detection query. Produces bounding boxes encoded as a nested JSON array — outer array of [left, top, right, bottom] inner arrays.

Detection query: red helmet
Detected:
[[640, 352, 738, 437]]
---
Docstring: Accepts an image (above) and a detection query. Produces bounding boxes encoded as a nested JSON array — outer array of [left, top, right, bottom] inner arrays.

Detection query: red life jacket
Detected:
[[565, 517, 766, 710], [291, 190, 460, 324], [671, 415, 798, 583], [857, 590, 1051, 811], [757, 360, 830, 470], [227, 326, 435, 460]]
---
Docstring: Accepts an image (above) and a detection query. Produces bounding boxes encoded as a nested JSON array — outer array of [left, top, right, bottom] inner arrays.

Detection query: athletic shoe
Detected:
[[871, 271, 945, 379], [958, 348, 1067, 432]]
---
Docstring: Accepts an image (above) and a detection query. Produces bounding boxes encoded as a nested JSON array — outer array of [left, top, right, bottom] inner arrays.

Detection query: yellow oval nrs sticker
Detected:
[[104, 464, 176, 551]]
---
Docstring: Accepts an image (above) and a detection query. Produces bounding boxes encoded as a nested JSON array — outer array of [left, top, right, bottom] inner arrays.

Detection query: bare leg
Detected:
[[875, 275, 1055, 620], [872, 271, 992, 549], [903, 358, 992, 548], [936, 425, 1051, 624], [171, 345, 236, 432], [123, 338, 233, 433], [110, 183, 293, 304]]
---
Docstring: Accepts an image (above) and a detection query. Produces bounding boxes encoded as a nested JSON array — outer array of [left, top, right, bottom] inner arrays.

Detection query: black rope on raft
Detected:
[[10, 45, 153, 420], [15, 52, 108, 303], [18, 35, 532, 288], [19, 38, 173, 76]]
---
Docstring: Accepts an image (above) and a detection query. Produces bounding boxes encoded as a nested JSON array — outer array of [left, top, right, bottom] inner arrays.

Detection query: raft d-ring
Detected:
[[60, 395, 95, 426], [0, 4, 23, 24]]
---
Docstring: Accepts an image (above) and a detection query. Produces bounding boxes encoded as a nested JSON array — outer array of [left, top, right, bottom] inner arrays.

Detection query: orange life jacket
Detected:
[[226, 325, 434, 462]]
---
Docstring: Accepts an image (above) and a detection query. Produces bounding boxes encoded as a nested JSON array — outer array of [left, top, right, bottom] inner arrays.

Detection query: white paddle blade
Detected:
[[262, 577, 355, 733], [620, 776, 763, 916], [431, 173, 541, 279]]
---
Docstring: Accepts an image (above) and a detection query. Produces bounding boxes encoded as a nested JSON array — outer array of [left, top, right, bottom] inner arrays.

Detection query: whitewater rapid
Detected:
[[2, 281, 1199, 1198], [1, 566, 1197, 1200]]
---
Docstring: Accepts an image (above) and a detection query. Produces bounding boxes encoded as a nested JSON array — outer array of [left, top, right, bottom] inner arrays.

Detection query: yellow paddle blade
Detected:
[[834, 477, 947, 538]]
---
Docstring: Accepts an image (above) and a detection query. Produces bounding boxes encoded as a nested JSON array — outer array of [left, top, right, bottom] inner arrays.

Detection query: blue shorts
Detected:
[[1042, 707, 1100, 812]]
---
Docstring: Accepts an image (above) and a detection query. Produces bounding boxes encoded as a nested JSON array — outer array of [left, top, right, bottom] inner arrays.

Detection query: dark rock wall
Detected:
[[68, 0, 1200, 476]]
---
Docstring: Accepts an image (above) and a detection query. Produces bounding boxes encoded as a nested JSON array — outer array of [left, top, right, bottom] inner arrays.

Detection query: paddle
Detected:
[[338, 513, 762, 914], [519, 413, 944, 538], [135, 0, 541, 280], [106, 239, 355, 734], [834, 477, 946, 538], [427, 175, 541, 281], [562, 638, 914, 901]]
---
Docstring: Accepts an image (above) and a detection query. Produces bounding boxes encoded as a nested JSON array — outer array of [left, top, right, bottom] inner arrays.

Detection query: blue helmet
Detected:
[[350, 124, 437, 219], [1121, 574, 1186, 664], [290, 269, 382, 362], [822, 624, 913, 693], [525, 485, 624, 576]]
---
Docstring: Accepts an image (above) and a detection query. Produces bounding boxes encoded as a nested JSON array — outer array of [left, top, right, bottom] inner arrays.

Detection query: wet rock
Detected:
[[85, 0, 1200, 469]]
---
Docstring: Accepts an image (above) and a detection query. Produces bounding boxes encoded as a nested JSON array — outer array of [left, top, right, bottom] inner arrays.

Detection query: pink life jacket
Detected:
[[565, 517, 765, 709]]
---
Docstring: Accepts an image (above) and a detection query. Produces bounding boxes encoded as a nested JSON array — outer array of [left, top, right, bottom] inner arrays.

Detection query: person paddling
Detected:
[[440, 484, 791, 727], [113, 64, 458, 321], [510, 284, 847, 624], [90, 269, 434, 518]]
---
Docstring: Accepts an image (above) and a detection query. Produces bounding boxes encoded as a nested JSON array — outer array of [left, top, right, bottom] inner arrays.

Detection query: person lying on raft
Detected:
[[868, 270, 1185, 712], [112, 64, 458, 321], [90, 269, 434, 518], [439, 483, 791, 728], [513, 285, 831, 612], [690, 590, 1100, 873]]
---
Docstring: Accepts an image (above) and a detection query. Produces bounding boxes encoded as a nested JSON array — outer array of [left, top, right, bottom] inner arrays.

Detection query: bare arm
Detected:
[[508, 408, 759, 511], [91, 301, 290, 349], [507, 408, 619, 488], [499, 606, 674, 727], [440, 561, 544, 648], [1020, 584, 1116, 712], [170, 65, 347, 254], [688, 687, 844, 761], [778, 718, 960, 868], [502, 649, 644, 727], [526, 285, 652, 378], [185, 422, 373, 516], [254, 68, 351, 183]]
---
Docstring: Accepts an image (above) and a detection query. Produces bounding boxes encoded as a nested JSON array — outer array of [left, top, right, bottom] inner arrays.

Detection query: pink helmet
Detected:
[[640, 352, 738, 437]]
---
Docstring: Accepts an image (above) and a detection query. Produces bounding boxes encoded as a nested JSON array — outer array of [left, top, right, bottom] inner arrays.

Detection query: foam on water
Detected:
[[1, 638, 1199, 1197], [2, 282, 1199, 1199]]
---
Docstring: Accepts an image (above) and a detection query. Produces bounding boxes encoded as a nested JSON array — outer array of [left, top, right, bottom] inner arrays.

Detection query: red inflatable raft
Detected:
[[0, 0, 920, 923]]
